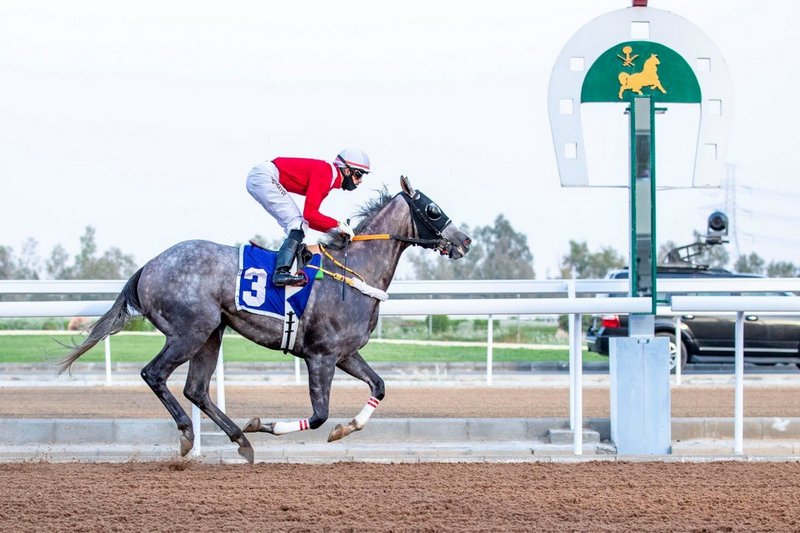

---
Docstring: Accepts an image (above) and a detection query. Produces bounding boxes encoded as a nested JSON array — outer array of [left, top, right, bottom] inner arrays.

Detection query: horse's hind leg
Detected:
[[140, 339, 198, 457], [183, 325, 254, 463], [244, 353, 336, 438], [327, 351, 384, 442]]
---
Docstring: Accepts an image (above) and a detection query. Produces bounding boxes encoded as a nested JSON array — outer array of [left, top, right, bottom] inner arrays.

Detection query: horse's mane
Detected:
[[322, 186, 395, 250]]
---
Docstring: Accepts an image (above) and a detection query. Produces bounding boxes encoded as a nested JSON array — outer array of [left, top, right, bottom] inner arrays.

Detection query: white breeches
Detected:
[[246, 161, 307, 234]]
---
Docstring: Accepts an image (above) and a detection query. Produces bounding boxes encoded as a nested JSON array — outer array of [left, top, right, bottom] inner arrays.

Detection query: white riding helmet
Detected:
[[334, 148, 370, 173]]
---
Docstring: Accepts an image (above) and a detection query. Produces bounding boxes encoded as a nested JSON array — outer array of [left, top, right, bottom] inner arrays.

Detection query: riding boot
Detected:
[[272, 229, 306, 287]]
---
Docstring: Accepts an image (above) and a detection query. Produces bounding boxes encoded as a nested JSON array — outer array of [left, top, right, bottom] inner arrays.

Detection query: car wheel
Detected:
[[656, 332, 688, 373]]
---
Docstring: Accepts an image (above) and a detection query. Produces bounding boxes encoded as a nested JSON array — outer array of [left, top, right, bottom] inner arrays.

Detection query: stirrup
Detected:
[[272, 269, 307, 287]]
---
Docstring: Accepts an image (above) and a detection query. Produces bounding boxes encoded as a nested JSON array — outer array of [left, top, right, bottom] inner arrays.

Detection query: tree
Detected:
[[766, 261, 798, 278], [46, 226, 137, 279], [407, 214, 534, 280], [0, 246, 18, 279], [734, 252, 765, 275], [559, 240, 625, 279], [46, 245, 71, 279], [17, 239, 41, 279], [658, 240, 677, 264], [0, 240, 40, 280]]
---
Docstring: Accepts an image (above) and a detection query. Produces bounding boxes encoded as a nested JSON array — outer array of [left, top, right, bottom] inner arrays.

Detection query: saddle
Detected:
[[236, 243, 323, 353], [249, 239, 315, 274]]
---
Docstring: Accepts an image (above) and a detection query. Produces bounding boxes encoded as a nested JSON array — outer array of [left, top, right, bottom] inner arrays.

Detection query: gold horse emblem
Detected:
[[618, 53, 667, 99]]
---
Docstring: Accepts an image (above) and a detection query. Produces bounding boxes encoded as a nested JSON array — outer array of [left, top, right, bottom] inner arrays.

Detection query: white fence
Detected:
[[2, 277, 800, 455]]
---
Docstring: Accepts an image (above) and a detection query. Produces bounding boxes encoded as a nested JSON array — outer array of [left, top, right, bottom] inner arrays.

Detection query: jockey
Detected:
[[246, 148, 370, 286]]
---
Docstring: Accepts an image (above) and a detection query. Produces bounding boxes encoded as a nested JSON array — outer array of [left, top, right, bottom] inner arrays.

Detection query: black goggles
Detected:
[[337, 155, 368, 179]]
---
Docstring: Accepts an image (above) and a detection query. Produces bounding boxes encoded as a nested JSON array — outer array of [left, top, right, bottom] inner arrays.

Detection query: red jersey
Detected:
[[271, 157, 343, 232]]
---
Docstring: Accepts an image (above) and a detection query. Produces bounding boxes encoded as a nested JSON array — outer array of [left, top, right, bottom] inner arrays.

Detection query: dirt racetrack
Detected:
[[1, 461, 798, 532], [1, 383, 799, 419], [2, 383, 800, 531]]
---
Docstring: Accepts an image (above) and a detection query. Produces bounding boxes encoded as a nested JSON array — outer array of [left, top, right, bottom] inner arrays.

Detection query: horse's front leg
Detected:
[[327, 351, 384, 442], [243, 354, 336, 436]]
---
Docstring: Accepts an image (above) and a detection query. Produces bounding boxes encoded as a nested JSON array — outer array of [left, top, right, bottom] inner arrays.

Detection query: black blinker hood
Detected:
[[401, 190, 452, 241]]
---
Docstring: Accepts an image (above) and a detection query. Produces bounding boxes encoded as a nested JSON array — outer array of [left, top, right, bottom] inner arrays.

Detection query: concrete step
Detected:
[[0, 441, 620, 463], [672, 438, 800, 456], [2, 418, 799, 463], [546, 428, 601, 444]]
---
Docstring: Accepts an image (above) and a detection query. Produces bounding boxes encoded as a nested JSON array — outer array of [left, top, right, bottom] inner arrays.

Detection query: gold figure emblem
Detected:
[[618, 52, 667, 99], [616, 45, 638, 67]]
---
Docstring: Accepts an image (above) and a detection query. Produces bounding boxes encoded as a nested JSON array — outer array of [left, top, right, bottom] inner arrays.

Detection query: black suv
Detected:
[[586, 265, 800, 370]]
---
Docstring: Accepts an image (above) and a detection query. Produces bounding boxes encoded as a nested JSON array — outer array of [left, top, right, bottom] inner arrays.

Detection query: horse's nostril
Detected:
[[463, 237, 472, 248]]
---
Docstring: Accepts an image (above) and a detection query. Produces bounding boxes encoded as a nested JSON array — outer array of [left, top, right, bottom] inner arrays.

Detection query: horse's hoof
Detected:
[[238, 444, 255, 464], [243, 417, 262, 433], [179, 434, 194, 457], [234, 435, 255, 464], [327, 423, 352, 443], [243, 417, 275, 434], [238, 443, 255, 464]]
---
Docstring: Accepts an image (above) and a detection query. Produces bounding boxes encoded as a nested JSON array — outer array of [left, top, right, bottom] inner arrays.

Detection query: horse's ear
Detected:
[[400, 175, 416, 197]]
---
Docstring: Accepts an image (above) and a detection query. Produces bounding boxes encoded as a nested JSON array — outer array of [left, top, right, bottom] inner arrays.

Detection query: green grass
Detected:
[[0, 333, 604, 365]]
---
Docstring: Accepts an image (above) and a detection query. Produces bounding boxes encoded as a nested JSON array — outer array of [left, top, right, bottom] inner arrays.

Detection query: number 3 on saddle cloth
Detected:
[[235, 244, 322, 352]]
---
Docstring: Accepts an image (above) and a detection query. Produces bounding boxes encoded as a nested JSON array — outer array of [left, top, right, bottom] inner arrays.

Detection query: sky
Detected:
[[2, 0, 799, 279]]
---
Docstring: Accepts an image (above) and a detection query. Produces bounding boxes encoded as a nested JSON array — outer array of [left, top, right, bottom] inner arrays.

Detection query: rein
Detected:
[[307, 244, 388, 301], [352, 233, 447, 248], [315, 245, 365, 283], [308, 191, 453, 301]]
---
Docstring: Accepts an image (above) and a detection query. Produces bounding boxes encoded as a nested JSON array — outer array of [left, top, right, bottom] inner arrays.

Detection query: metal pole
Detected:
[[572, 312, 583, 455], [216, 341, 226, 413], [567, 281, 576, 430], [104, 336, 112, 386], [674, 316, 682, 386], [191, 404, 202, 457], [486, 315, 493, 386], [734, 311, 744, 454]]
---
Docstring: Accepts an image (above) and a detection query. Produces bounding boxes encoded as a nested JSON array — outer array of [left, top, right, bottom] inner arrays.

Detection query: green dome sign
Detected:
[[581, 41, 700, 103]]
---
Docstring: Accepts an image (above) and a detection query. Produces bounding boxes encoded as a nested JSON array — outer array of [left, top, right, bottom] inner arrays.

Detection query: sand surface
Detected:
[[1, 461, 798, 532], [2, 383, 799, 419], [3, 382, 800, 531]]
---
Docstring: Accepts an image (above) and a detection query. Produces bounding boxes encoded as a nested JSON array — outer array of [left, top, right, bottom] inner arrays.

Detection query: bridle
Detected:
[[350, 190, 456, 256], [312, 188, 460, 300]]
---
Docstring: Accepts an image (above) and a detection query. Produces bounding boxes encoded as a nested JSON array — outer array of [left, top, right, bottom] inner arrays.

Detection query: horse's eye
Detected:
[[426, 204, 442, 220]]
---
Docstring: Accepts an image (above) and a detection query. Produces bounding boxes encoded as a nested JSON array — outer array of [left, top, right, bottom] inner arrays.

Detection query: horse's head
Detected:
[[399, 176, 471, 259]]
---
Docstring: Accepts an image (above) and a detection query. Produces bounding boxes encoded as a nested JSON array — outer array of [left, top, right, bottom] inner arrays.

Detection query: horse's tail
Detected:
[[56, 268, 145, 375]]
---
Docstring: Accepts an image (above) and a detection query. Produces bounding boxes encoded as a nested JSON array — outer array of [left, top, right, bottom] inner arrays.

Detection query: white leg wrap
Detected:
[[272, 419, 310, 435], [353, 397, 380, 429]]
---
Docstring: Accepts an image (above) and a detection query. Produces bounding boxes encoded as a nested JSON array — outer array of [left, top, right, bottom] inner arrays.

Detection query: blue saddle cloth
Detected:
[[235, 244, 321, 319]]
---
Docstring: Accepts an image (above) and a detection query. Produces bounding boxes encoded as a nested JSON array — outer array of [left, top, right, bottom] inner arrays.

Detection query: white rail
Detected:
[[671, 296, 800, 454], [2, 278, 799, 457]]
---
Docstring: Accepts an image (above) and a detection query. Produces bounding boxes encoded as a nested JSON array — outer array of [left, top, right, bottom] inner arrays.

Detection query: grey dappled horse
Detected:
[[58, 177, 471, 462]]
